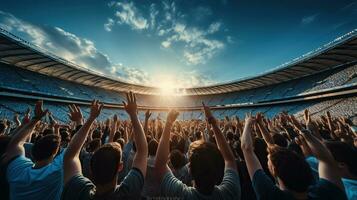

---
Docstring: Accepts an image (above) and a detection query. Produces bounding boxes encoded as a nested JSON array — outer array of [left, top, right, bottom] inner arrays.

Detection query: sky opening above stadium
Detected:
[[0, 0, 356, 89]]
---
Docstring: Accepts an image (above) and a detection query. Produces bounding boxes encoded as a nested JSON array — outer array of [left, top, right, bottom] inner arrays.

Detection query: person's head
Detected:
[[42, 128, 54, 136], [60, 130, 71, 146], [90, 143, 123, 185], [226, 131, 234, 141], [0, 122, 7, 134], [92, 129, 103, 139], [31, 134, 61, 162], [188, 141, 225, 195], [254, 138, 268, 169], [148, 139, 158, 156], [325, 141, 357, 178], [170, 149, 186, 170], [267, 146, 314, 193], [273, 134, 288, 147], [0, 135, 11, 158], [86, 138, 102, 153]]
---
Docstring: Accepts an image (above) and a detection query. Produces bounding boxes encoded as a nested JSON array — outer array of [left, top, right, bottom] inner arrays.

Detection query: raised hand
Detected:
[[33, 100, 48, 120], [145, 109, 152, 120], [22, 107, 31, 124], [13, 114, 21, 126], [202, 102, 216, 125], [123, 91, 137, 117], [68, 104, 83, 123], [245, 113, 256, 126], [89, 100, 103, 120], [166, 110, 179, 124]]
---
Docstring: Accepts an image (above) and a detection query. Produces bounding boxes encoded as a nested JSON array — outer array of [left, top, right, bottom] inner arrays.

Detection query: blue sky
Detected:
[[0, 0, 356, 88]]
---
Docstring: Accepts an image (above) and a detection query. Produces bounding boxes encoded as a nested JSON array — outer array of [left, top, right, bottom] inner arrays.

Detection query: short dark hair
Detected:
[[325, 141, 357, 176], [170, 149, 186, 169], [90, 143, 122, 185], [268, 146, 314, 192], [273, 134, 288, 147], [42, 128, 54, 136], [0, 135, 11, 157], [32, 134, 61, 161], [0, 123, 6, 133], [86, 138, 102, 152], [148, 139, 158, 156], [92, 129, 103, 139], [189, 141, 224, 195]]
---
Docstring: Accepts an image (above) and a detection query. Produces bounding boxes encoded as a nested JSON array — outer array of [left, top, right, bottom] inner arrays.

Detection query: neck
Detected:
[[33, 158, 53, 168], [96, 179, 117, 195], [277, 178, 308, 200]]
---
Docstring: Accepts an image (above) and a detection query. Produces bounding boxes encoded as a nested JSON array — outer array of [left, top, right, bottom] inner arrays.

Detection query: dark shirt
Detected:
[[252, 169, 347, 200], [61, 168, 144, 200]]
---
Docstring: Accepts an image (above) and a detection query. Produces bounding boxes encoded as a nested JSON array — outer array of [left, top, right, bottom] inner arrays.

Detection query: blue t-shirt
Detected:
[[252, 169, 347, 200], [342, 178, 357, 200], [160, 168, 241, 200], [6, 149, 66, 200]]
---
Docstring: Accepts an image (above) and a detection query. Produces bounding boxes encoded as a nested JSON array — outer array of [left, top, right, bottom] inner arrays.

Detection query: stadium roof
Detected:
[[0, 28, 356, 96]]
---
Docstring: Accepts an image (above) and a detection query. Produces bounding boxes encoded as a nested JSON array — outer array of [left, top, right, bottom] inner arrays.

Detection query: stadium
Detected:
[[1, 28, 357, 121], [0, 1, 357, 200]]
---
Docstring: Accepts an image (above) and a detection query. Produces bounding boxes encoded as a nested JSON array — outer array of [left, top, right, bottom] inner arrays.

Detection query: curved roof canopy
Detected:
[[0, 28, 356, 96]]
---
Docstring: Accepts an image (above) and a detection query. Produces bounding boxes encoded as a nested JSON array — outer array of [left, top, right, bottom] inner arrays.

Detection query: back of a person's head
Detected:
[[92, 129, 103, 139], [325, 141, 357, 176], [32, 134, 61, 162], [226, 131, 234, 141], [189, 142, 224, 195], [254, 138, 268, 167], [148, 139, 158, 156], [170, 149, 186, 170], [90, 143, 122, 185], [0, 135, 11, 157], [268, 146, 314, 193], [86, 138, 102, 153], [60, 130, 71, 144], [273, 134, 288, 147], [42, 128, 54, 136], [0, 122, 6, 134]]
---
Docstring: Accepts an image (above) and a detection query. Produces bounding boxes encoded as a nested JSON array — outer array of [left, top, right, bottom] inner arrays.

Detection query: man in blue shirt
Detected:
[[3, 100, 65, 200]]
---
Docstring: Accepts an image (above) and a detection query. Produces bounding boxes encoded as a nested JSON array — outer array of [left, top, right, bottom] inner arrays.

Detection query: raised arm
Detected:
[[63, 100, 103, 184], [300, 129, 344, 190], [144, 110, 152, 135], [241, 114, 263, 180], [256, 113, 274, 146], [155, 109, 179, 180], [123, 92, 148, 177], [4, 101, 48, 163], [202, 103, 237, 170]]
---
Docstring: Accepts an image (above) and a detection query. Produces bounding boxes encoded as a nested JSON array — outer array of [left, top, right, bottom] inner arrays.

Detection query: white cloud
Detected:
[[104, 18, 115, 32], [149, 3, 159, 28], [301, 14, 318, 25], [0, 11, 151, 85], [160, 22, 224, 65], [114, 2, 148, 30], [207, 22, 222, 34], [0, 10, 215, 87], [105, 1, 227, 65]]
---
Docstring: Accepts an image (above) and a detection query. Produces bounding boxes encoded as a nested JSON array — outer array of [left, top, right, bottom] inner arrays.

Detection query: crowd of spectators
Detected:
[[1, 62, 357, 108], [0, 91, 356, 200]]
